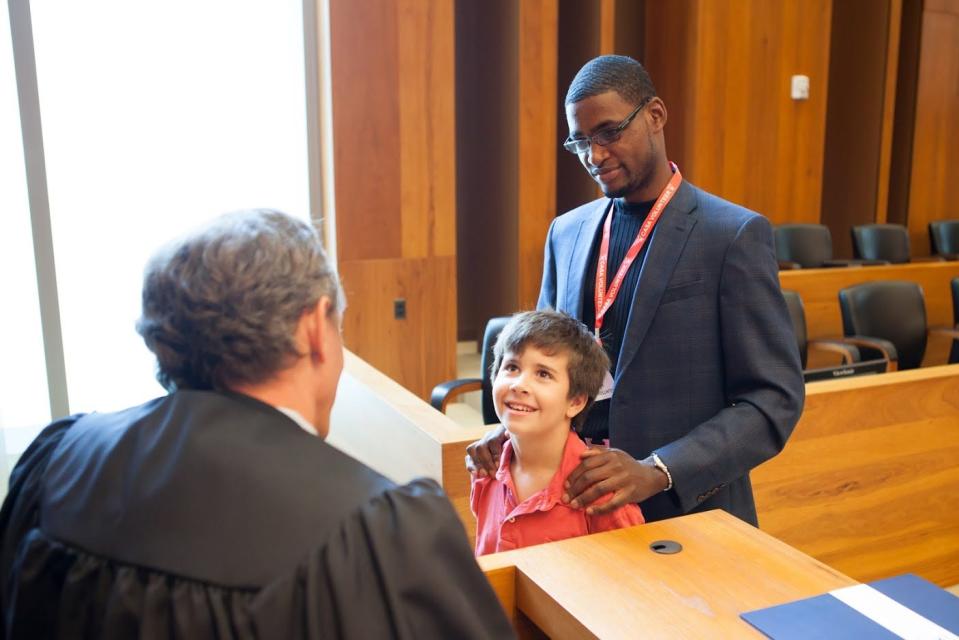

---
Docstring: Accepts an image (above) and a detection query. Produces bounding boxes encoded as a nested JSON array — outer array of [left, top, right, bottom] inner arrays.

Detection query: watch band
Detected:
[[651, 452, 673, 492]]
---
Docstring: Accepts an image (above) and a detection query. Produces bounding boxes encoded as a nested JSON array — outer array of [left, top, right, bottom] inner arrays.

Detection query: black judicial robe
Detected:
[[0, 391, 514, 639]]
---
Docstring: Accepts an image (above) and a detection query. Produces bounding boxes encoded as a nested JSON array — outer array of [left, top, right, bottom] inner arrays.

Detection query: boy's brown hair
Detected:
[[491, 310, 610, 431]]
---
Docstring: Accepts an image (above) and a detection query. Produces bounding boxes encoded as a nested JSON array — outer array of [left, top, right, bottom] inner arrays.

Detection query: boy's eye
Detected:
[[537, 369, 553, 379], [502, 363, 519, 373]]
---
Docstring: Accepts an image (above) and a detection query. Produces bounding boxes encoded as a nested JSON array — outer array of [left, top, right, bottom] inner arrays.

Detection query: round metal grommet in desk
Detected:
[[649, 539, 683, 554]]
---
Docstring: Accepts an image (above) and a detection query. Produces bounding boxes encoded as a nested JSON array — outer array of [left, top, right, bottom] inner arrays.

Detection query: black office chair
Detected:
[[851, 223, 944, 264], [951, 277, 959, 363], [928, 220, 959, 260], [775, 224, 886, 269], [782, 290, 890, 381], [838, 280, 959, 370], [430, 316, 509, 424]]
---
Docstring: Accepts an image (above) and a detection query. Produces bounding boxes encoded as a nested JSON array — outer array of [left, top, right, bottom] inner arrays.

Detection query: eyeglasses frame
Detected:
[[563, 96, 653, 155]]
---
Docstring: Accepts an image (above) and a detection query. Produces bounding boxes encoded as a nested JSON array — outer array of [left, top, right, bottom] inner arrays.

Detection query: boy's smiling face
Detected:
[[492, 345, 587, 438]]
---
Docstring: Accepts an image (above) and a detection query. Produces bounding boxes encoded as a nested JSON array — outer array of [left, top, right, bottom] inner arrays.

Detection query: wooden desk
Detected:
[[754, 365, 959, 587], [478, 510, 855, 639], [779, 261, 959, 366]]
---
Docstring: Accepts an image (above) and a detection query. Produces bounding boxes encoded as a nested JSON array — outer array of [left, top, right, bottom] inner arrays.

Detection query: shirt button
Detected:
[[508, 517, 516, 523]]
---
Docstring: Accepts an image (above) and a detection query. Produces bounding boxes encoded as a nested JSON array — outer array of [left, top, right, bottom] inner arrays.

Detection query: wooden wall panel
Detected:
[[330, 0, 456, 398], [329, 0, 401, 262], [820, 0, 900, 258], [518, 0, 559, 310], [648, 1, 831, 225], [907, 0, 959, 257], [339, 257, 456, 399]]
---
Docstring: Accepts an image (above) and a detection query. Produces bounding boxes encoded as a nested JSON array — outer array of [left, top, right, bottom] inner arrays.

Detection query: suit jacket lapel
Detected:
[[615, 181, 698, 377], [564, 199, 611, 319]]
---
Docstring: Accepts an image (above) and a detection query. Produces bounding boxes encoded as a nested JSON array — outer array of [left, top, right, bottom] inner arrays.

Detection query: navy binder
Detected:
[[741, 574, 959, 639]]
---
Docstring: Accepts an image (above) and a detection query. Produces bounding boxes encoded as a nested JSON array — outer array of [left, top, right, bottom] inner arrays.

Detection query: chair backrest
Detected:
[[781, 290, 808, 368], [929, 220, 959, 256], [774, 224, 833, 268], [850, 224, 911, 263], [838, 280, 928, 370], [479, 316, 510, 424], [951, 277, 959, 364]]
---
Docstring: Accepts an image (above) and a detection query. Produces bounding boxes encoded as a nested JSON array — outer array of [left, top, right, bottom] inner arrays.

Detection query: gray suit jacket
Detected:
[[537, 180, 804, 525]]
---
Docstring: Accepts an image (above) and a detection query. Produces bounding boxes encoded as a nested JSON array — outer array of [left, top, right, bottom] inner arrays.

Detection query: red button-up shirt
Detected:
[[471, 430, 645, 555]]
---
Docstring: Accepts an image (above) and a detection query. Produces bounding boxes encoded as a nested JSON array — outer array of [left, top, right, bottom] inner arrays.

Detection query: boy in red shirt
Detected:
[[471, 310, 644, 555]]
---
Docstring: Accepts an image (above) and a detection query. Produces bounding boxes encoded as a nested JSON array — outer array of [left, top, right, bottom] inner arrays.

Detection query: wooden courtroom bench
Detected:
[[779, 261, 959, 367], [753, 365, 959, 587], [477, 510, 854, 639]]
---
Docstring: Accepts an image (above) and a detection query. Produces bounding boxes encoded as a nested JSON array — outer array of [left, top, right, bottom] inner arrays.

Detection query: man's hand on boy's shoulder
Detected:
[[562, 448, 669, 516], [465, 425, 508, 478]]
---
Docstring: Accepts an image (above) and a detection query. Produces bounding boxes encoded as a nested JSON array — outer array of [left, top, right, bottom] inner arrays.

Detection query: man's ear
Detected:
[[646, 97, 667, 133], [306, 296, 334, 364], [566, 393, 588, 419]]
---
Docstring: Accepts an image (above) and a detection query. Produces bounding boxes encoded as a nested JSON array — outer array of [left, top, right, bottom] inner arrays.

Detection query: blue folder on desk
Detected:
[[741, 574, 959, 639]]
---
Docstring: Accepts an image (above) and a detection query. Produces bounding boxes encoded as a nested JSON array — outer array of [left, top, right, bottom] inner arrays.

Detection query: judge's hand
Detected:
[[563, 448, 669, 515], [465, 425, 508, 478]]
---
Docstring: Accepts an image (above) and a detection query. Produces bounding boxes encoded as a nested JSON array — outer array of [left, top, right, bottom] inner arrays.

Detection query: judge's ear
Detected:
[[304, 296, 336, 364], [565, 393, 588, 419]]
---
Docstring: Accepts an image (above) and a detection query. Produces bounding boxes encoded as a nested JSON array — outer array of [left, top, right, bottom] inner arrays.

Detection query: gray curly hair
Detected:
[[136, 209, 343, 392]]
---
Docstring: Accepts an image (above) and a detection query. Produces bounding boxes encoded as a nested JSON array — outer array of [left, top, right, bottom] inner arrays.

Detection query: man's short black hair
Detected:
[[565, 55, 657, 106]]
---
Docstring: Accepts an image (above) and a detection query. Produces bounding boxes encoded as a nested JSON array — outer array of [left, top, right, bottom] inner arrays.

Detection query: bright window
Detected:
[[30, 1, 310, 413]]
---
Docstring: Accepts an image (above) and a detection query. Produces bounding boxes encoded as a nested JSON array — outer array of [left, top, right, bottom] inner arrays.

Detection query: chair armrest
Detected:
[[928, 326, 959, 341], [807, 339, 861, 364], [778, 260, 801, 270], [841, 336, 899, 372], [430, 378, 483, 413]]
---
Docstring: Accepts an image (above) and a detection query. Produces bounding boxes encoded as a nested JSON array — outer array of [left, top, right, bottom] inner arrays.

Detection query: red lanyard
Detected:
[[594, 162, 682, 343]]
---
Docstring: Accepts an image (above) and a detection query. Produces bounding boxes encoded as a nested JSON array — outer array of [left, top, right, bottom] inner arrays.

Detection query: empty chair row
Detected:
[[776, 220, 959, 269], [785, 277, 959, 383]]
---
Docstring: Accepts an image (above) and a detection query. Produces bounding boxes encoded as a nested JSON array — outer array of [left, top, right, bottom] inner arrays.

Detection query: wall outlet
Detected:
[[393, 298, 407, 320], [791, 75, 810, 100]]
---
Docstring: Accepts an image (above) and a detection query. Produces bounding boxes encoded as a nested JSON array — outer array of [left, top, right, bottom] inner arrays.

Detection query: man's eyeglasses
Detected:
[[563, 96, 652, 155]]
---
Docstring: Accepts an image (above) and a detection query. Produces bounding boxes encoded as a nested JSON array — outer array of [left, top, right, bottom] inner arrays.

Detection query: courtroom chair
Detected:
[[431, 316, 509, 425], [952, 277, 959, 363], [851, 223, 944, 264], [838, 280, 959, 371], [782, 290, 890, 381], [929, 220, 959, 260], [774, 224, 886, 269]]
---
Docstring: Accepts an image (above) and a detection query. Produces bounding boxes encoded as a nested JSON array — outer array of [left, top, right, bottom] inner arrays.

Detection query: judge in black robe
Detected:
[[0, 210, 514, 639]]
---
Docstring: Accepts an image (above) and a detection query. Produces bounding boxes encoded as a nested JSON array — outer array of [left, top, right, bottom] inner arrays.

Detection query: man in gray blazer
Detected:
[[468, 55, 803, 526]]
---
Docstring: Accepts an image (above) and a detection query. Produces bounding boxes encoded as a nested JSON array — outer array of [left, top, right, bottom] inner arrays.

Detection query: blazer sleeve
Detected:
[[653, 214, 805, 515], [536, 217, 559, 311]]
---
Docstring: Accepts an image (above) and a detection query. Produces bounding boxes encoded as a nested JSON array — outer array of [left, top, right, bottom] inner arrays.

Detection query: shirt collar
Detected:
[[276, 407, 318, 437], [495, 430, 588, 513]]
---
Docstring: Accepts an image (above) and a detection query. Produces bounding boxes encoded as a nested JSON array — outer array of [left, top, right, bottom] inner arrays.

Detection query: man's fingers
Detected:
[[569, 475, 618, 510], [585, 490, 629, 516], [565, 450, 612, 490]]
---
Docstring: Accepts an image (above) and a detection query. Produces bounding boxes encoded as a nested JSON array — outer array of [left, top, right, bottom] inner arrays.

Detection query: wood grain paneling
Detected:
[[779, 261, 959, 367], [754, 366, 959, 586], [820, 0, 899, 258], [329, 0, 401, 262], [479, 511, 854, 638], [329, 0, 457, 397], [518, 0, 559, 310], [398, 1, 456, 259], [907, 0, 959, 256], [648, 1, 831, 224], [339, 257, 456, 399]]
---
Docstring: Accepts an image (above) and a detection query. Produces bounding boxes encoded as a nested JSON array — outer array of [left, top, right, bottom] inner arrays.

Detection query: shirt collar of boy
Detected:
[[495, 431, 590, 515]]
